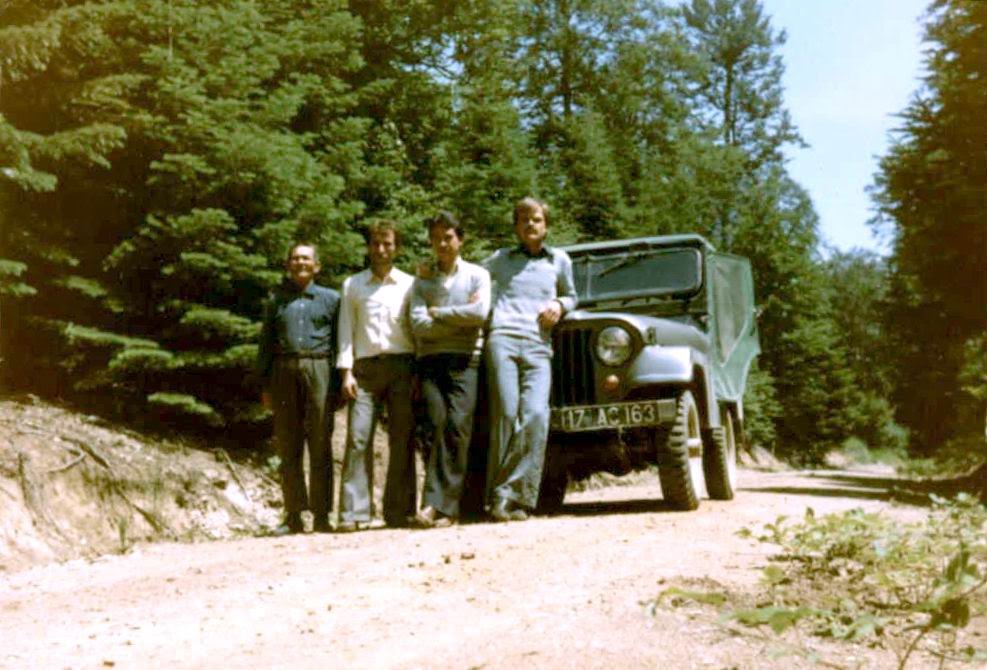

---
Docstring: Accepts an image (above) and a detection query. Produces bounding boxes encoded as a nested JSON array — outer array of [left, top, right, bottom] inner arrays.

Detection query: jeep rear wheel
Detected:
[[656, 390, 704, 510], [703, 407, 737, 500]]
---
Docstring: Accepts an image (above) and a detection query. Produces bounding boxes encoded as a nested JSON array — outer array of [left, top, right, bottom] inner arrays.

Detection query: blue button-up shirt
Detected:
[[256, 281, 341, 386]]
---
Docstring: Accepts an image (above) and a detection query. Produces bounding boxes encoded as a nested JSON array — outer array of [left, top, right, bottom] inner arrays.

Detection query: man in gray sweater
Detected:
[[410, 211, 491, 527], [483, 197, 576, 521]]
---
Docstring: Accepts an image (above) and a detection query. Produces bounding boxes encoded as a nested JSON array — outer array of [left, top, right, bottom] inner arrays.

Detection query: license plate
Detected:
[[551, 400, 676, 433]]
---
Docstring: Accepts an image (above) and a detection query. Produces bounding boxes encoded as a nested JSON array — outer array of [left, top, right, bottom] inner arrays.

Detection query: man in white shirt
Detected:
[[336, 220, 417, 530]]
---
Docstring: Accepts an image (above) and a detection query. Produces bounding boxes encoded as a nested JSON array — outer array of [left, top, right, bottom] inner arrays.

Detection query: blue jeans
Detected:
[[339, 354, 417, 525], [485, 333, 552, 510]]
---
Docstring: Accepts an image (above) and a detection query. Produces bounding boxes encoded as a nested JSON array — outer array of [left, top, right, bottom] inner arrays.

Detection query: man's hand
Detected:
[[341, 369, 359, 400], [261, 391, 272, 410], [468, 291, 481, 304], [428, 306, 439, 318], [537, 299, 563, 329]]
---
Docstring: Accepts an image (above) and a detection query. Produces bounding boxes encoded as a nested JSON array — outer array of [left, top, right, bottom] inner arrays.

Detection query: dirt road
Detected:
[[0, 468, 928, 669]]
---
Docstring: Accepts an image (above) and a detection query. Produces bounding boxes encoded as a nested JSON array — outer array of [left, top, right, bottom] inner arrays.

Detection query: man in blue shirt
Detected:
[[257, 243, 340, 535], [483, 198, 576, 521]]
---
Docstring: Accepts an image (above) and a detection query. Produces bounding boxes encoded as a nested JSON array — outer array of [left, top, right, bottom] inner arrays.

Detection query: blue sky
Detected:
[[759, 0, 930, 255]]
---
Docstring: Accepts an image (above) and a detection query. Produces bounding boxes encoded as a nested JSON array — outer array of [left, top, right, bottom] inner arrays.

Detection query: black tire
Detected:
[[703, 407, 737, 500], [656, 390, 704, 511], [536, 442, 568, 515]]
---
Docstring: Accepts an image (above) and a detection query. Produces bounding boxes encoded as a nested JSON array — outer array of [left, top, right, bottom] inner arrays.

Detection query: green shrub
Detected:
[[732, 497, 987, 667], [900, 435, 987, 479]]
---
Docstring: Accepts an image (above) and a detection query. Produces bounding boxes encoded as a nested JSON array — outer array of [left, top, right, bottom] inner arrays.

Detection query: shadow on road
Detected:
[[740, 471, 939, 507], [556, 468, 984, 518], [460, 497, 675, 522], [557, 498, 674, 516]]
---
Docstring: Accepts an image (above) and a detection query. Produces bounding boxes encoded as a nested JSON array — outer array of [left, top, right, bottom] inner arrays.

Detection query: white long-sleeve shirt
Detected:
[[336, 267, 415, 369]]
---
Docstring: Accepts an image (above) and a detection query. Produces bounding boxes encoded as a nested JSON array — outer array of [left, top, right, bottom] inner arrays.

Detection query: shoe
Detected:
[[384, 515, 415, 529], [414, 506, 439, 528], [509, 507, 529, 521], [313, 519, 332, 534], [272, 513, 303, 536], [415, 506, 457, 529], [334, 520, 366, 533], [489, 498, 514, 522]]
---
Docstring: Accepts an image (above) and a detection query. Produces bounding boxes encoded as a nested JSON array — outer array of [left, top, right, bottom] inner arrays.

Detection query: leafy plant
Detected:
[[731, 497, 987, 667]]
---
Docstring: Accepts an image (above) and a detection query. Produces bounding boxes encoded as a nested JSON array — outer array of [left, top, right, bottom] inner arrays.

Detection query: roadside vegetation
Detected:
[[650, 496, 987, 668]]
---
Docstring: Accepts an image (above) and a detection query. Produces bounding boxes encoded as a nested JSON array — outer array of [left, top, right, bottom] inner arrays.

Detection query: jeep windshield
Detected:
[[572, 248, 702, 303]]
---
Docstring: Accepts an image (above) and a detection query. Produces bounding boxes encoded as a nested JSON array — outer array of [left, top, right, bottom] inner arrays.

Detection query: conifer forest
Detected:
[[1, 0, 984, 464]]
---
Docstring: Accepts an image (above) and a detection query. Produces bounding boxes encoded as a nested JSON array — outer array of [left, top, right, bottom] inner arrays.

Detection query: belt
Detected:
[[276, 351, 332, 359], [358, 353, 413, 362]]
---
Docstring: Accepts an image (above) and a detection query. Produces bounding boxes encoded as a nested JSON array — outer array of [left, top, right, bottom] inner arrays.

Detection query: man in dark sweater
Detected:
[[410, 212, 491, 527], [256, 243, 340, 535]]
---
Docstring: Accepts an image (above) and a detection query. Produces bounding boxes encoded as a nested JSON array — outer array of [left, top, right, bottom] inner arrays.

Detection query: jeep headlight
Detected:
[[595, 326, 633, 366]]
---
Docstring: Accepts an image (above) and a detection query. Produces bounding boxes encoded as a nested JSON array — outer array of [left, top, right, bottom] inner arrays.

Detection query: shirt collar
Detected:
[[433, 258, 461, 276], [512, 244, 553, 259], [282, 280, 318, 297], [368, 268, 399, 285]]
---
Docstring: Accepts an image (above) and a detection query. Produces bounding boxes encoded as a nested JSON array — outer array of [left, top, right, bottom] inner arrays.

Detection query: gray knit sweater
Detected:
[[410, 258, 491, 357], [483, 245, 577, 344]]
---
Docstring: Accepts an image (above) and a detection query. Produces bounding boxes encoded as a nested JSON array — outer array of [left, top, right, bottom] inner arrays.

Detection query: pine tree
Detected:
[[557, 111, 627, 240], [678, 0, 801, 168], [424, 0, 542, 254], [1, 1, 130, 386], [1, 0, 368, 435], [872, 0, 987, 451], [730, 171, 859, 459]]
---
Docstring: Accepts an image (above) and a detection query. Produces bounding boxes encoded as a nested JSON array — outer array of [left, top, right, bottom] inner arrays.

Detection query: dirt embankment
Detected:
[[0, 397, 282, 572]]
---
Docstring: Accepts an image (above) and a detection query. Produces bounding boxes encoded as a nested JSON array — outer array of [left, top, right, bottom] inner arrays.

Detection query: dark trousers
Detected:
[[419, 353, 480, 518], [270, 357, 335, 521], [339, 354, 417, 525]]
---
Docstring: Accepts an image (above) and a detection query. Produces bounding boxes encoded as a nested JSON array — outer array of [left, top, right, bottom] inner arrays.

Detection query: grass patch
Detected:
[[899, 436, 987, 480], [837, 436, 907, 468]]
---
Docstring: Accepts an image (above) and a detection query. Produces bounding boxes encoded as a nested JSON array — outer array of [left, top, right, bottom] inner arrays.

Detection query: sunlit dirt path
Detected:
[[0, 468, 927, 669]]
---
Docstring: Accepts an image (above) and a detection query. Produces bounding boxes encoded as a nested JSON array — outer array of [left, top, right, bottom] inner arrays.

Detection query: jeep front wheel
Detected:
[[703, 407, 737, 500], [655, 390, 704, 510]]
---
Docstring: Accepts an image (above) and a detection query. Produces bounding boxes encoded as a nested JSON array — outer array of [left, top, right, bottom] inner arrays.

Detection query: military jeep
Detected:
[[540, 234, 760, 512]]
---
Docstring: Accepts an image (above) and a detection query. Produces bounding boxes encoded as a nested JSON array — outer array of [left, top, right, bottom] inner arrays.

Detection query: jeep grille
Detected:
[[552, 328, 596, 406]]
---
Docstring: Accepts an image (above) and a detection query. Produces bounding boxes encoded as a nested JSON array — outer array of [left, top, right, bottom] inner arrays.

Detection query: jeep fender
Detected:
[[625, 346, 721, 427]]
